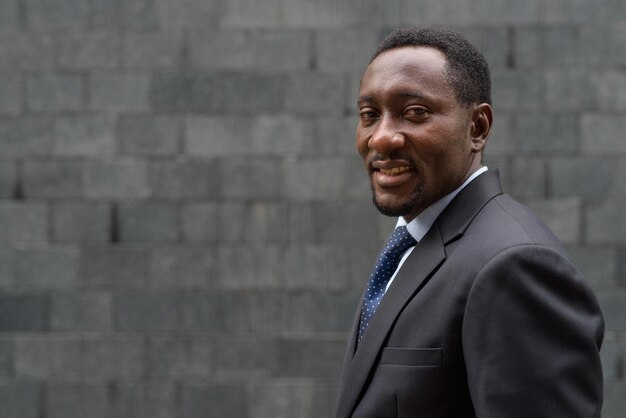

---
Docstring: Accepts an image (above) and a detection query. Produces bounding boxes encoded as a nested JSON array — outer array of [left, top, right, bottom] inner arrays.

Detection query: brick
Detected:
[[16, 247, 79, 289], [275, 337, 345, 377], [122, 32, 182, 69], [0, 338, 12, 375], [186, 115, 309, 157], [118, 202, 178, 242], [26, 74, 84, 112], [285, 72, 347, 115], [90, 0, 159, 30], [113, 383, 176, 418], [0, 117, 53, 156], [214, 337, 278, 376], [211, 73, 284, 113], [0, 161, 16, 198], [549, 158, 619, 198], [283, 244, 349, 289], [57, 30, 121, 69], [0, 294, 49, 331], [507, 158, 547, 198], [516, 114, 580, 155], [117, 115, 180, 155], [0, 30, 55, 70], [50, 292, 112, 330], [149, 159, 216, 198], [52, 202, 111, 243], [180, 203, 218, 243], [526, 198, 581, 244], [597, 290, 626, 329], [150, 74, 213, 111], [53, 115, 116, 156], [585, 199, 626, 244], [284, 156, 347, 200], [491, 71, 545, 111], [0, 382, 41, 418], [188, 30, 310, 72], [89, 73, 150, 112], [22, 160, 83, 198], [46, 384, 109, 418], [114, 293, 178, 330], [84, 159, 150, 199], [604, 382, 626, 418], [181, 383, 244, 418], [26, 0, 89, 28], [590, 70, 626, 111], [150, 247, 213, 288], [155, 0, 219, 28], [217, 245, 283, 288], [0, 75, 22, 114], [14, 335, 82, 377], [218, 157, 282, 199], [78, 248, 149, 289], [0, 203, 48, 243], [565, 246, 616, 289], [146, 336, 212, 377], [582, 114, 626, 156], [315, 29, 379, 74], [82, 336, 144, 377]]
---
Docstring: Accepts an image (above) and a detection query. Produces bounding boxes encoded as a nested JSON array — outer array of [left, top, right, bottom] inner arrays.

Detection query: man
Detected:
[[335, 27, 604, 418]]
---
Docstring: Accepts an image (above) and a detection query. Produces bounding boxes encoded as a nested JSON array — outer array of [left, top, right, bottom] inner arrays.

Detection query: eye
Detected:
[[404, 106, 428, 117], [359, 109, 379, 124]]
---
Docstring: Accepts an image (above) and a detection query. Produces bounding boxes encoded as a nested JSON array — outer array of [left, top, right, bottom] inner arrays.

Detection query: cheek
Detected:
[[355, 132, 370, 159]]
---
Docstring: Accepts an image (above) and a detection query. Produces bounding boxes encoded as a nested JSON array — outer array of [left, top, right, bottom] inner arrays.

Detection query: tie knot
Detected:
[[382, 225, 417, 257]]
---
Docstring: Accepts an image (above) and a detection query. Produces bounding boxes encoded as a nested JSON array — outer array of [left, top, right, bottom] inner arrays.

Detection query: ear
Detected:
[[469, 103, 493, 153]]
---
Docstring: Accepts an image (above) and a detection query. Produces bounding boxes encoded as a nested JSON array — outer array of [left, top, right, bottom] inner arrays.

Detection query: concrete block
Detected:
[[0, 117, 53, 157], [188, 30, 310, 72], [149, 247, 213, 288], [214, 336, 278, 376], [582, 114, 626, 156], [180, 383, 244, 418], [0, 338, 12, 376], [590, 70, 626, 111], [16, 247, 79, 289], [549, 158, 618, 198], [315, 29, 378, 74], [122, 32, 182, 69], [526, 198, 581, 244], [26, 0, 89, 28], [597, 290, 626, 329], [0, 382, 41, 418], [211, 74, 284, 113], [246, 379, 318, 418], [149, 159, 216, 198], [52, 202, 111, 243], [462, 27, 510, 70], [483, 113, 515, 156], [540, 0, 601, 23], [82, 335, 144, 377], [0, 294, 49, 331], [78, 248, 149, 289], [603, 382, 626, 418], [186, 115, 309, 157], [285, 72, 347, 115], [146, 336, 212, 377], [216, 202, 247, 243], [581, 25, 626, 67], [283, 290, 358, 333], [247, 202, 290, 243], [275, 337, 345, 377], [514, 26, 583, 68], [472, 0, 540, 24], [565, 246, 616, 289], [26, 74, 84, 112], [180, 203, 218, 243], [545, 70, 594, 111], [50, 292, 112, 331], [220, 0, 285, 28], [89, 73, 150, 112], [0, 75, 22, 114], [311, 117, 358, 156], [0, 203, 48, 243], [507, 158, 547, 198], [180, 292, 248, 332], [0, 30, 55, 70], [283, 245, 349, 289], [91, 0, 159, 30], [113, 382, 177, 418], [618, 248, 626, 287], [599, 339, 625, 379], [155, 0, 219, 28], [22, 160, 83, 198], [0, 161, 16, 198], [83, 159, 150, 199], [586, 199, 626, 244], [217, 245, 283, 289], [57, 30, 121, 69], [53, 115, 116, 156], [491, 71, 545, 111], [217, 157, 281, 199], [284, 156, 347, 201], [46, 384, 109, 418], [150, 74, 213, 111], [114, 293, 178, 330], [14, 335, 82, 378], [0, 248, 15, 289], [515, 114, 580, 155], [0, 0, 20, 27], [117, 114, 180, 155], [118, 202, 178, 242]]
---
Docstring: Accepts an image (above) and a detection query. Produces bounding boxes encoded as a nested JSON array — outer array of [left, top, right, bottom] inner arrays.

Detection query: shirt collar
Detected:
[[396, 166, 488, 242]]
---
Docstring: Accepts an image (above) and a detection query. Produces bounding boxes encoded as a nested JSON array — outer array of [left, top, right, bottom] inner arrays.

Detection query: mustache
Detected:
[[367, 151, 414, 166]]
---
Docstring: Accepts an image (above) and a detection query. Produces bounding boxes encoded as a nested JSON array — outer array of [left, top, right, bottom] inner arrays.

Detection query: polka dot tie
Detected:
[[358, 226, 417, 342]]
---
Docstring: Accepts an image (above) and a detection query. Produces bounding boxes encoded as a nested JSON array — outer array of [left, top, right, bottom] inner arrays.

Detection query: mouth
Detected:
[[370, 162, 415, 188], [378, 166, 412, 176]]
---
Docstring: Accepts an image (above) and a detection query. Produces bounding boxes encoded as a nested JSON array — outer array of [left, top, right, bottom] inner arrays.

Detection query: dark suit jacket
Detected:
[[335, 170, 604, 418]]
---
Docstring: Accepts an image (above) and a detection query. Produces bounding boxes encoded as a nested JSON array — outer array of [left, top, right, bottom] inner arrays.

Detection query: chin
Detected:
[[372, 191, 422, 219]]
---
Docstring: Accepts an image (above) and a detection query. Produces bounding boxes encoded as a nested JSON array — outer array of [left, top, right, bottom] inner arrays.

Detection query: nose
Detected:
[[368, 117, 405, 155]]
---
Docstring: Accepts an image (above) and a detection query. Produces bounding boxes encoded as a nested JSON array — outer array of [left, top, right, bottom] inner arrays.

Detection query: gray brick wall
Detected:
[[0, 1, 624, 417]]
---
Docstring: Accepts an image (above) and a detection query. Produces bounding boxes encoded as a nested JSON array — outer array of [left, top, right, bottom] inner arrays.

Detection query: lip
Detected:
[[370, 160, 415, 187]]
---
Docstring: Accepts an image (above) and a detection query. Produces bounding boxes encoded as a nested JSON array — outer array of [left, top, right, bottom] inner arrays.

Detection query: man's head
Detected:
[[357, 27, 493, 222]]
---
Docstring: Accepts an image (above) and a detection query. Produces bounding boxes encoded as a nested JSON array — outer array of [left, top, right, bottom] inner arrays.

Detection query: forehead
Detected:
[[359, 46, 454, 102]]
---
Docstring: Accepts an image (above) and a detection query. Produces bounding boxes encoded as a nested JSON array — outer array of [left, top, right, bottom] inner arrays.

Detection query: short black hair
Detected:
[[372, 26, 491, 105]]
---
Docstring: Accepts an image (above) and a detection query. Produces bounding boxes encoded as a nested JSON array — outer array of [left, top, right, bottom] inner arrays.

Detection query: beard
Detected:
[[371, 181, 424, 219]]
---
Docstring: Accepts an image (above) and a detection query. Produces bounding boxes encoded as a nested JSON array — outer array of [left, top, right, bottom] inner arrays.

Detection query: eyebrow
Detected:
[[357, 90, 430, 106]]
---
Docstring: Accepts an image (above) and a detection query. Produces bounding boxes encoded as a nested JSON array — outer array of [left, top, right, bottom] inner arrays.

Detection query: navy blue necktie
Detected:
[[358, 225, 417, 342]]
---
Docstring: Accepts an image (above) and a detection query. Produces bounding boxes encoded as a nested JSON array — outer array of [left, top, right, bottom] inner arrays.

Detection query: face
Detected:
[[357, 46, 488, 222]]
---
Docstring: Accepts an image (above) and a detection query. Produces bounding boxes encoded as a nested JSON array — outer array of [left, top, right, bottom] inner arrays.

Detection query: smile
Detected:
[[378, 166, 412, 176]]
